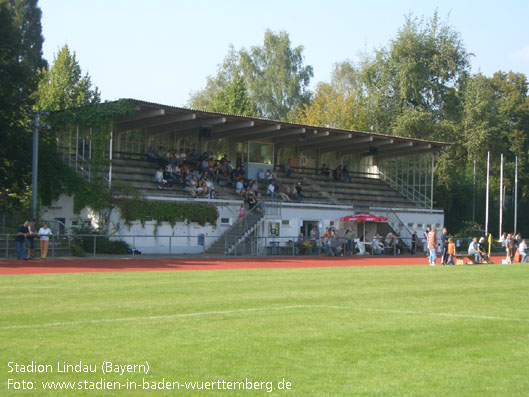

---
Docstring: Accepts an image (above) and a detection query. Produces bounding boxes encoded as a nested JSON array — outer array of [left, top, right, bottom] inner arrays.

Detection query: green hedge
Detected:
[[118, 199, 219, 228]]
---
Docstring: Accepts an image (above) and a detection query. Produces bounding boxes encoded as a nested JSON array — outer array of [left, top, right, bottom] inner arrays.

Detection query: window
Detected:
[[249, 142, 273, 164]]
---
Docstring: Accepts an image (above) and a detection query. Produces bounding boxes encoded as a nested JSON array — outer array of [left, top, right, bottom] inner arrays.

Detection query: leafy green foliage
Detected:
[[0, 0, 45, 211], [211, 72, 258, 116], [118, 199, 219, 229], [35, 44, 100, 111], [189, 30, 313, 121]]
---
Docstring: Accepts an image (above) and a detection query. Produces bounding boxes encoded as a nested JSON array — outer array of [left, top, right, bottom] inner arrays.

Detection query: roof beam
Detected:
[[269, 130, 320, 145], [318, 136, 374, 153], [117, 108, 164, 124], [147, 117, 226, 135], [338, 139, 394, 155], [213, 121, 254, 133], [116, 112, 196, 132], [213, 124, 279, 140], [225, 124, 282, 141], [376, 144, 434, 159], [249, 127, 306, 143], [360, 142, 414, 157], [287, 132, 350, 150]]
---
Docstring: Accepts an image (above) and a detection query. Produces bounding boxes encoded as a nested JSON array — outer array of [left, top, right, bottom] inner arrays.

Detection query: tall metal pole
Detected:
[[499, 153, 503, 237], [108, 130, 113, 190], [514, 156, 518, 234], [31, 112, 39, 220], [472, 159, 476, 222], [430, 154, 434, 210], [485, 152, 490, 235]]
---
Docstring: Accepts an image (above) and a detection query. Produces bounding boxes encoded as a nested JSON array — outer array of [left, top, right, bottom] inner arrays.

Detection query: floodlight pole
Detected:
[[29, 111, 49, 220], [485, 152, 490, 235], [499, 153, 503, 237], [31, 112, 39, 220], [514, 156, 518, 234]]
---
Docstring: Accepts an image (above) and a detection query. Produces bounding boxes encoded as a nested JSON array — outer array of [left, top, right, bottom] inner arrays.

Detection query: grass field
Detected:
[[2, 263, 529, 395]]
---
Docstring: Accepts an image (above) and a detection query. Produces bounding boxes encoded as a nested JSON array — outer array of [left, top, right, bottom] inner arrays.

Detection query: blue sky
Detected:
[[40, 0, 529, 106]]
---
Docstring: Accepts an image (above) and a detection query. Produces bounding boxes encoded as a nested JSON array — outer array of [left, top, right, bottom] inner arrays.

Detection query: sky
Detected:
[[39, 0, 529, 107]]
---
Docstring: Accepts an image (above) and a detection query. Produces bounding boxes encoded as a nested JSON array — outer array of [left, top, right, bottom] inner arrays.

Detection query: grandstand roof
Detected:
[[116, 99, 449, 159]]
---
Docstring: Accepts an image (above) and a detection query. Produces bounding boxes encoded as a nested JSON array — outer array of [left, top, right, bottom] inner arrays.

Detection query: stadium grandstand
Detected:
[[43, 99, 449, 255]]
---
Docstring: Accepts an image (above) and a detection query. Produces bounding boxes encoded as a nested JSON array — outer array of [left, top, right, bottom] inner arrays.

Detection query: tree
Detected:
[[239, 30, 313, 120], [210, 72, 257, 116], [296, 63, 368, 130], [36, 44, 100, 111], [189, 30, 313, 121], [0, 0, 45, 211]]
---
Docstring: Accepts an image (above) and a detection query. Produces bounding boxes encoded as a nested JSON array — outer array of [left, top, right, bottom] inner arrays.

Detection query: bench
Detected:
[[455, 254, 476, 265]]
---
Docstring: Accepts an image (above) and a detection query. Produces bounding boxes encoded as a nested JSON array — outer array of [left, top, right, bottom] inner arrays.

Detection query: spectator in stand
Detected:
[[267, 182, 276, 200], [163, 165, 175, 187], [342, 165, 352, 182], [468, 237, 481, 264], [284, 158, 294, 177], [321, 164, 333, 180], [235, 179, 244, 198], [333, 165, 343, 181], [247, 191, 257, 210], [38, 222, 53, 260], [257, 169, 266, 183], [290, 183, 300, 201], [189, 149, 198, 167], [507, 233, 517, 264], [278, 184, 291, 201], [179, 149, 186, 165], [155, 167, 167, 189]]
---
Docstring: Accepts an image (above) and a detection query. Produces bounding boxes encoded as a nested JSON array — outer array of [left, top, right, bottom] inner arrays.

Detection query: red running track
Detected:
[[0, 255, 506, 275]]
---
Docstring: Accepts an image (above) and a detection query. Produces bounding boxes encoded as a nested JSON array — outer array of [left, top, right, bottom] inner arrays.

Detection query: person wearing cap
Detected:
[[15, 221, 29, 260]]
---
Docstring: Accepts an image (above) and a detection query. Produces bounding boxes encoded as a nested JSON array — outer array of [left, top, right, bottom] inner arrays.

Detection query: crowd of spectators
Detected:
[[147, 146, 235, 199], [320, 164, 352, 182]]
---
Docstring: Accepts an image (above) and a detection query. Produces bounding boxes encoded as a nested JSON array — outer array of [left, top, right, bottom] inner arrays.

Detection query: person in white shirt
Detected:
[[520, 239, 527, 263], [267, 182, 276, 200], [38, 223, 53, 259], [468, 237, 481, 264], [154, 168, 167, 189]]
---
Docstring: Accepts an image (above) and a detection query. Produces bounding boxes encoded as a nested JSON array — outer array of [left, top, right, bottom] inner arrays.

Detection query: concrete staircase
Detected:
[[206, 207, 264, 255]]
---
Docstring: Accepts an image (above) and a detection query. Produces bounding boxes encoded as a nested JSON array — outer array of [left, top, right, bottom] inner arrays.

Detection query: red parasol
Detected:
[[340, 213, 388, 223]]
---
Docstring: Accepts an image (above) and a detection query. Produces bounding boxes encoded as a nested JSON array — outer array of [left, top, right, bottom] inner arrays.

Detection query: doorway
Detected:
[[301, 220, 319, 238]]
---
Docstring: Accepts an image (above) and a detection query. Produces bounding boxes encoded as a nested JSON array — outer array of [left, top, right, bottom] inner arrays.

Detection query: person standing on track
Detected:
[[441, 227, 449, 265], [428, 228, 437, 266]]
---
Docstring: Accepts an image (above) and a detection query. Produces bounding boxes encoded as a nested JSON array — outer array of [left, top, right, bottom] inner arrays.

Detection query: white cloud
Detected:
[[511, 45, 529, 62]]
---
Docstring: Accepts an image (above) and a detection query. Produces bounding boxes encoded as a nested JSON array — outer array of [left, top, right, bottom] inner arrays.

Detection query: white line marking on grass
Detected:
[[352, 307, 529, 323], [0, 305, 345, 330], [2, 305, 528, 331]]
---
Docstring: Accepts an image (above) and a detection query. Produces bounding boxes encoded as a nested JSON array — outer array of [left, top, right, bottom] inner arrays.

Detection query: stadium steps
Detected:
[[206, 210, 264, 255]]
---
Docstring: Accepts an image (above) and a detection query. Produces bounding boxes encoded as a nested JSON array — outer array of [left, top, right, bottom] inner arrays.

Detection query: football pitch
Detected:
[[2, 263, 529, 395]]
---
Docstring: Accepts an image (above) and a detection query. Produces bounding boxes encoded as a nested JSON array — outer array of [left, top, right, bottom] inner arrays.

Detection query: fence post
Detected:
[[132, 236, 135, 256], [169, 236, 172, 255], [93, 235, 97, 256], [6, 235, 9, 258], [51, 233, 55, 257]]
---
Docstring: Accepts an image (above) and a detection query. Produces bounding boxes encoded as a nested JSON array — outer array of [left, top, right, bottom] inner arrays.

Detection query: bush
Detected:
[[70, 241, 87, 257], [79, 235, 130, 255]]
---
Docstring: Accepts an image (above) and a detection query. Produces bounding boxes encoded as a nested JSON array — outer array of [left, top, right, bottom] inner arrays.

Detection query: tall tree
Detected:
[[35, 44, 101, 111], [188, 30, 313, 121], [211, 72, 258, 117], [0, 0, 45, 210]]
